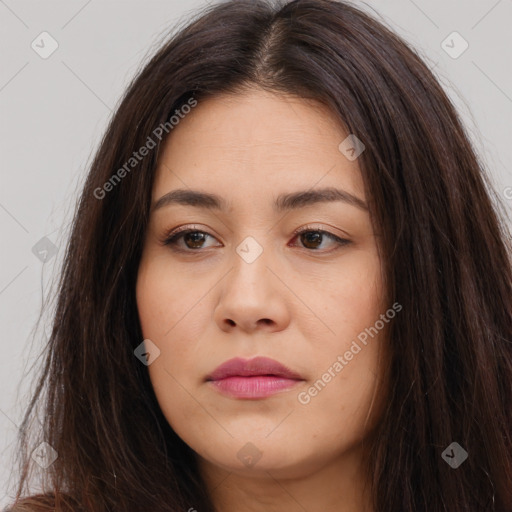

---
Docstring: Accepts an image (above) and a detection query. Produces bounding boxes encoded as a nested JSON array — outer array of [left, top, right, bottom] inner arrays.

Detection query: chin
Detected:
[[195, 436, 333, 480]]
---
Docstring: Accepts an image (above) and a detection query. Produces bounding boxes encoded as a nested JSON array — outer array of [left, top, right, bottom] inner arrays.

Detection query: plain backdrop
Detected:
[[1, 0, 511, 505]]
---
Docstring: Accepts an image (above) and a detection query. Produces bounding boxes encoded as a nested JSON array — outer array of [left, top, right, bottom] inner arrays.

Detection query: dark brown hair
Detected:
[[8, 0, 512, 510]]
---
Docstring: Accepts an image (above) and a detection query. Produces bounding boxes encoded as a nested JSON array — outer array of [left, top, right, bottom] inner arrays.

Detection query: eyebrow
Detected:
[[151, 186, 368, 213]]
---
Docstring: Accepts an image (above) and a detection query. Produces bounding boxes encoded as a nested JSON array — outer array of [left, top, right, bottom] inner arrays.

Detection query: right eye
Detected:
[[162, 227, 221, 252]]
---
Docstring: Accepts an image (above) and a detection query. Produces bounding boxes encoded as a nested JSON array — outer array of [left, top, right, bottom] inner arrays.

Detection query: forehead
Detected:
[[152, 89, 365, 206]]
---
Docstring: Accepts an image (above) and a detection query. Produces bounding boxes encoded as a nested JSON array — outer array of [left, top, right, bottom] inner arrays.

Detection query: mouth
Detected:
[[206, 356, 304, 399]]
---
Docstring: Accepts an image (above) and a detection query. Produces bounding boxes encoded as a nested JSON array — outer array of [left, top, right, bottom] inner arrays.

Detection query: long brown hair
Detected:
[[8, 0, 512, 510]]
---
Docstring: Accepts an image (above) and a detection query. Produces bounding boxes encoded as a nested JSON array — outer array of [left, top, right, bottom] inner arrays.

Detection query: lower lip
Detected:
[[208, 376, 302, 399]]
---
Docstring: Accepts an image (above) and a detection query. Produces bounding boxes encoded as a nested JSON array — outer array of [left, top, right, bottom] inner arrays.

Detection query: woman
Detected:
[[7, 0, 512, 510]]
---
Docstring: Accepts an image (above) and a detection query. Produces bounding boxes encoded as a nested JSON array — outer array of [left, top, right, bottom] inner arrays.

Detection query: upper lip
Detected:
[[206, 356, 303, 381]]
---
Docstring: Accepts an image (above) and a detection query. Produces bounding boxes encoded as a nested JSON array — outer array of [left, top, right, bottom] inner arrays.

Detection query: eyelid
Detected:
[[163, 223, 350, 239], [291, 223, 350, 239], [163, 224, 205, 237]]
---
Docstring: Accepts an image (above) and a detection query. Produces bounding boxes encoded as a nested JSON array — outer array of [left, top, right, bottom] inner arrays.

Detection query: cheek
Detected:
[[136, 264, 204, 439], [297, 365, 384, 454], [136, 257, 211, 410], [299, 251, 386, 433], [136, 255, 207, 341], [316, 250, 384, 339], [298, 303, 387, 447]]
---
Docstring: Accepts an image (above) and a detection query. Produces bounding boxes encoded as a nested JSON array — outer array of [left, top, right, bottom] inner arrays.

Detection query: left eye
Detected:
[[162, 228, 351, 253], [290, 228, 351, 251]]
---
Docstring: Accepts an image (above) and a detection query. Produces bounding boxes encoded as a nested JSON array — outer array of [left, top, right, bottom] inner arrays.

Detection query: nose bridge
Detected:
[[212, 230, 291, 332], [235, 233, 266, 266], [229, 233, 271, 294]]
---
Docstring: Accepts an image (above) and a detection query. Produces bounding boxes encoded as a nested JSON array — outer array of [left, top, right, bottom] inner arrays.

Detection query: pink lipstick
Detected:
[[206, 356, 304, 399]]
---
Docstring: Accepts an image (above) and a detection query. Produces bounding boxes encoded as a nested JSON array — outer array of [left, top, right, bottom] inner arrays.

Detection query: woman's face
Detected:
[[136, 88, 388, 480]]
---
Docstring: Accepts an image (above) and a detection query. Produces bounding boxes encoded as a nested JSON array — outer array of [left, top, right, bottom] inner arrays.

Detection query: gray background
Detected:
[[1, 0, 511, 504]]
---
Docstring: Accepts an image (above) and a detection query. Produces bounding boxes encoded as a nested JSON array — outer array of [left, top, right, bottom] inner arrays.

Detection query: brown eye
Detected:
[[300, 231, 323, 249], [291, 228, 351, 252], [181, 231, 208, 249], [163, 229, 219, 251]]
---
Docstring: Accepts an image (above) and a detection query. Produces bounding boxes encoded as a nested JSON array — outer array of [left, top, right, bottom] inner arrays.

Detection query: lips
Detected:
[[206, 356, 303, 381], [206, 357, 304, 399]]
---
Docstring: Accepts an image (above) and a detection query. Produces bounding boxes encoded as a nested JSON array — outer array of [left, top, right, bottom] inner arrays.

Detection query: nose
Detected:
[[213, 243, 291, 334]]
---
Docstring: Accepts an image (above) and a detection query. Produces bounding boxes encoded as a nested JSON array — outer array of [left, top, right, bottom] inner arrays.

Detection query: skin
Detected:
[[136, 87, 389, 512]]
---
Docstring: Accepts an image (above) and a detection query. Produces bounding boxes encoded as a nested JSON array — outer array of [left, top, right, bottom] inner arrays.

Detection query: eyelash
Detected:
[[161, 224, 351, 254]]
